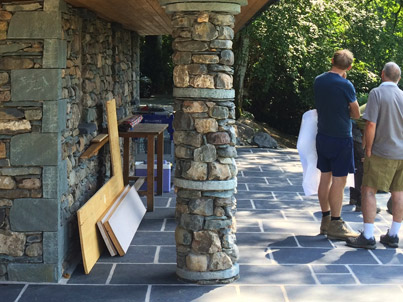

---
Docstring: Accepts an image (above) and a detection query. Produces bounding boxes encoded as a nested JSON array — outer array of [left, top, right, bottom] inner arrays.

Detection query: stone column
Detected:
[[159, 0, 246, 283]]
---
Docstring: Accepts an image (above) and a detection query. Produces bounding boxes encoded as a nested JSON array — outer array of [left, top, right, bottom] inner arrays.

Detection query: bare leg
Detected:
[[328, 176, 347, 217], [318, 172, 332, 212], [391, 191, 403, 223], [362, 186, 377, 223]]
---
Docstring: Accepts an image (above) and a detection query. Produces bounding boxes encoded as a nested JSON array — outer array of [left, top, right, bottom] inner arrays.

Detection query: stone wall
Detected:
[[0, 0, 140, 282]]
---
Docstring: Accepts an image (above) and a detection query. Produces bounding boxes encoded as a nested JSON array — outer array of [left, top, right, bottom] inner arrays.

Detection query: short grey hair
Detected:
[[383, 62, 401, 82]]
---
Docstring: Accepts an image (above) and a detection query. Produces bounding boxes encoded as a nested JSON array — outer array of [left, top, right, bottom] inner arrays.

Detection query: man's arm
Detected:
[[364, 120, 376, 157], [349, 101, 360, 119]]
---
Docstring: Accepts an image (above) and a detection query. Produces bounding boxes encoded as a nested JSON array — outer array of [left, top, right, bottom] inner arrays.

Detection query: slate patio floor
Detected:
[[2, 147, 403, 302]]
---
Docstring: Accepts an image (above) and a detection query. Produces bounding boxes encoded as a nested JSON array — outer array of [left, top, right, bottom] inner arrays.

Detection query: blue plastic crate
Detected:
[[141, 113, 174, 139]]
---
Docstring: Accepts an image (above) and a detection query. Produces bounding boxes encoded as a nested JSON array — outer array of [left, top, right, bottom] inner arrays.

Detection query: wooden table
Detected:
[[119, 123, 168, 212]]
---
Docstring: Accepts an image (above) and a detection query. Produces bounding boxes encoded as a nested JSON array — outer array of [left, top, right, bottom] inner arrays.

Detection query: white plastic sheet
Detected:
[[297, 109, 354, 196]]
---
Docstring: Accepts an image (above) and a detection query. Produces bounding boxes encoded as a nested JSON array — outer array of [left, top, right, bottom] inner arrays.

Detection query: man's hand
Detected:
[[349, 101, 360, 119]]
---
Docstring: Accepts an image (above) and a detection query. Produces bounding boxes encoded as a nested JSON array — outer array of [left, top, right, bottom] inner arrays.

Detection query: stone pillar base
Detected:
[[176, 263, 239, 284]]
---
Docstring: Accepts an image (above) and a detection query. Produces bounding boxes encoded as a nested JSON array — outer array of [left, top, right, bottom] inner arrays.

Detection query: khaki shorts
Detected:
[[362, 154, 403, 192]]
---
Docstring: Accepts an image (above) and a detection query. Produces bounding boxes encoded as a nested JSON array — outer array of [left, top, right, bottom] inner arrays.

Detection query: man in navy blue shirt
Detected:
[[314, 49, 360, 240]]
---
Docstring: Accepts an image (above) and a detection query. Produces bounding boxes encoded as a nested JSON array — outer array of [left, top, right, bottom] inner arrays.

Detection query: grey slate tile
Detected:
[[237, 177, 268, 184], [150, 285, 237, 302], [236, 233, 297, 247], [236, 199, 254, 209], [158, 246, 176, 264], [285, 285, 403, 302], [270, 248, 379, 265], [68, 264, 112, 284], [310, 265, 350, 274], [350, 265, 403, 284], [131, 231, 175, 246], [99, 246, 157, 264], [371, 249, 403, 264], [294, 235, 334, 248], [236, 209, 285, 220], [237, 264, 315, 284], [316, 273, 357, 284], [143, 208, 175, 219], [0, 284, 25, 302], [137, 219, 164, 231], [110, 264, 181, 284], [19, 284, 148, 302], [238, 285, 285, 302]]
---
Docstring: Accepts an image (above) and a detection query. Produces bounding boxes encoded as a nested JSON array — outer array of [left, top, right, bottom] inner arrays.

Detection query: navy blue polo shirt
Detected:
[[314, 72, 356, 138]]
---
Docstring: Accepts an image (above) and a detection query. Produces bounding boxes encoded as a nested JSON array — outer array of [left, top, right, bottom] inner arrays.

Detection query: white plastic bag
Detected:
[[297, 110, 321, 196], [297, 109, 355, 196]]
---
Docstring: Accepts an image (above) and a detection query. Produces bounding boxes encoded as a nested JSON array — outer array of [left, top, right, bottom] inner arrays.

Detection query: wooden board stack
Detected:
[[77, 99, 146, 274]]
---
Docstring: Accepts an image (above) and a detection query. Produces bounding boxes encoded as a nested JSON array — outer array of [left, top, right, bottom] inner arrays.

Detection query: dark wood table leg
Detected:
[[123, 137, 130, 185], [147, 134, 155, 212], [156, 132, 164, 195]]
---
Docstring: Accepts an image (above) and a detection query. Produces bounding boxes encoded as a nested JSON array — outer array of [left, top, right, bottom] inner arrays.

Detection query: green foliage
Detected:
[[140, 35, 173, 95], [244, 0, 403, 134]]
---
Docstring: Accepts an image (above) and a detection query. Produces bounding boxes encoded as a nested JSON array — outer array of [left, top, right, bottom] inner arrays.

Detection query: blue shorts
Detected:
[[316, 133, 355, 177]]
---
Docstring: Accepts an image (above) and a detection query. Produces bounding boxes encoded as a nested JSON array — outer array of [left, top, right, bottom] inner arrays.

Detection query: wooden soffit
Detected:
[[64, 0, 272, 36]]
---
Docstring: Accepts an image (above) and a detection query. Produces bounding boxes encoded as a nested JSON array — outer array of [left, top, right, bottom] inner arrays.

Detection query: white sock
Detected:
[[388, 221, 401, 237], [363, 223, 374, 239]]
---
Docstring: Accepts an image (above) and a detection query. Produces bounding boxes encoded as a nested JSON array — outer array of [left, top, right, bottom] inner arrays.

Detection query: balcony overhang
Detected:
[[64, 0, 273, 35]]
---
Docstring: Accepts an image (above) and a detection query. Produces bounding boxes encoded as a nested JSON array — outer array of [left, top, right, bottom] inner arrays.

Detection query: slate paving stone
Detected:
[[238, 285, 285, 302], [294, 235, 334, 248], [131, 231, 175, 245], [253, 199, 318, 210], [350, 265, 403, 284], [110, 264, 181, 284], [163, 218, 177, 231], [236, 209, 285, 220], [282, 211, 316, 222], [310, 264, 350, 274], [150, 285, 238, 302], [153, 197, 170, 207], [371, 249, 403, 264], [99, 246, 157, 264], [247, 183, 304, 192], [262, 220, 321, 235], [235, 191, 277, 199], [143, 208, 175, 219], [237, 183, 247, 191], [285, 285, 403, 302], [236, 199, 254, 209], [315, 274, 357, 284], [238, 166, 265, 172], [237, 177, 269, 184], [238, 247, 273, 264], [0, 284, 25, 301], [158, 246, 176, 264], [19, 285, 148, 302], [137, 219, 164, 231], [269, 248, 379, 265], [68, 264, 112, 284], [236, 233, 297, 247], [237, 265, 316, 284]]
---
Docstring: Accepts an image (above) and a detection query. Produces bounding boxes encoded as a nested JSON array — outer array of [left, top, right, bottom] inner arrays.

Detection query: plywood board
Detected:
[[96, 185, 131, 256], [77, 99, 124, 274], [77, 175, 124, 273], [106, 100, 123, 178], [104, 186, 146, 256]]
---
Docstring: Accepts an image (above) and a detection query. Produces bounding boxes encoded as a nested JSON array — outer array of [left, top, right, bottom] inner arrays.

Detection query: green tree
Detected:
[[241, 0, 403, 134]]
